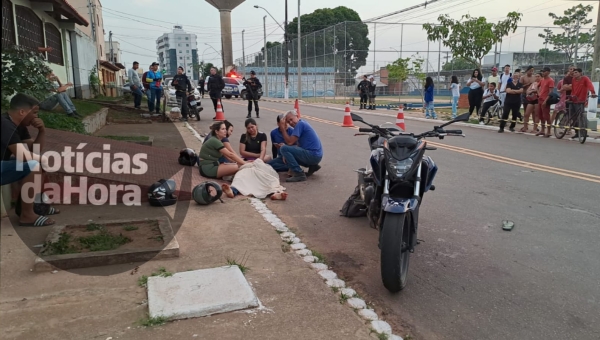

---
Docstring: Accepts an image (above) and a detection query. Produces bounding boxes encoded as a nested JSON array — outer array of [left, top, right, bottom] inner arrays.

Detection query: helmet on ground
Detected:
[[148, 179, 177, 207], [179, 148, 198, 166], [192, 181, 223, 205]]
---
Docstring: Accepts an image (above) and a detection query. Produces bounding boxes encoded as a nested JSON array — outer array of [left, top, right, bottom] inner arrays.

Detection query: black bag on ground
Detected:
[[340, 185, 367, 217]]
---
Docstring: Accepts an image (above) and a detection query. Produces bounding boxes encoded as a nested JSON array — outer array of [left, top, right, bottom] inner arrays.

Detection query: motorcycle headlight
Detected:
[[387, 158, 414, 179]]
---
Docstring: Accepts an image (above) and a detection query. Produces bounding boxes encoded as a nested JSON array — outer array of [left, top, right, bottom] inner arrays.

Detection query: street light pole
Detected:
[[285, 0, 289, 99], [242, 30, 246, 76], [263, 15, 269, 97], [297, 0, 302, 100]]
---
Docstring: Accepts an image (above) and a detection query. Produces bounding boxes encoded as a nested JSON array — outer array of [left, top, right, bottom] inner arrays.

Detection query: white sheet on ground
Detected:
[[231, 159, 286, 199]]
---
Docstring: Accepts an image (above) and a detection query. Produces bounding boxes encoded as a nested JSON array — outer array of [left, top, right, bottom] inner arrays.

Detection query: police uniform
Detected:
[[368, 77, 377, 110], [243, 71, 262, 118], [357, 77, 370, 110]]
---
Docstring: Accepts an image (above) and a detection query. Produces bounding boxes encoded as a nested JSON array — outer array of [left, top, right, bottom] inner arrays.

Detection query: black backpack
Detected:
[[340, 185, 367, 218]]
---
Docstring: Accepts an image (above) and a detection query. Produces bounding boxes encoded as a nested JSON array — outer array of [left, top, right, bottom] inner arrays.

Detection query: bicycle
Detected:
[[478, 93, 504, 125], [553, 95, 594, 144]]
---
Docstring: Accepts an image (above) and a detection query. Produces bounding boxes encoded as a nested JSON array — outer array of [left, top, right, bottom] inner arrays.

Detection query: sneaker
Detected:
[[246, 114, 251, 118], [306, 165, 321, 177], [72, 111, 83, 118], [286, 172, 307, 182], [509, 128, 515, 132], [498, 129, 504, 133], [479, 122, 485, 125]]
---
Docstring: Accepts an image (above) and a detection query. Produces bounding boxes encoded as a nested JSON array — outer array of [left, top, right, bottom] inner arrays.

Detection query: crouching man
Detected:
[[1, 94, 56, 227], [268, 110, 323, 182]]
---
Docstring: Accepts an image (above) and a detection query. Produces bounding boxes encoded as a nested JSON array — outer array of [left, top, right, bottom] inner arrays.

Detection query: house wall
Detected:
[[69, 29, 98, 98], [69, 0, 105, 61]]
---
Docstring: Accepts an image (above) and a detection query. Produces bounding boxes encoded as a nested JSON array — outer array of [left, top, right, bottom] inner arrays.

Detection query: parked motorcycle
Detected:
[[351, 111, 470, 293], [186, 93, 203, 121]]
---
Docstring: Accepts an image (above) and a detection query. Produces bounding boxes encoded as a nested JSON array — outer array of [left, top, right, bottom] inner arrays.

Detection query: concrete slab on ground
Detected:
[[147, 266, 259, 319]]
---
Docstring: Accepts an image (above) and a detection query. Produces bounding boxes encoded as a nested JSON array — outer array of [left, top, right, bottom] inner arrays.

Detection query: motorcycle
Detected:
[[186, 93, 203, 121], [351, 111, 470, 293]]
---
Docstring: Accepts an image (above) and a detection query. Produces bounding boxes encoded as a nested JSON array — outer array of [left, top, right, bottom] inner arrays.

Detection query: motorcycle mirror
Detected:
[[454, 112, 471, 122], [386, 127, 400, 132], [351, 113, 364, 122]]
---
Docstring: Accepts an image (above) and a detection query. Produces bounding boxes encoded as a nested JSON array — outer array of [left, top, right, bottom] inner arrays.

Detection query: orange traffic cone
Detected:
[[214, 99, 225, 121], [342, 102, 354, 127], [396, 105, 406, 131], [294, 99, 301, 118]]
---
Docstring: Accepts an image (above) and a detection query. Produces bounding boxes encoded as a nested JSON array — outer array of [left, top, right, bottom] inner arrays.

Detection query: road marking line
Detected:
[[229, 102, 600, 183]]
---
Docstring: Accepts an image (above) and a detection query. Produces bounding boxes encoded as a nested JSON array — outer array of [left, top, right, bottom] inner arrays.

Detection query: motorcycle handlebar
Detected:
[[359, 128, 374, 133], [444, 130, 463, 134]]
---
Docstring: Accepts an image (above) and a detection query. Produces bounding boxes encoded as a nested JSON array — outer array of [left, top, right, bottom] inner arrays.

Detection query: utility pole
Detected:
[[285, 0, 289, 99], [242, 30, 245, 76], [297, 0, 302, 100], [263, 16, 268, 97], [592, 4, 600, 82], [109, 31, 114, 64], [574, 17, 581, 68]]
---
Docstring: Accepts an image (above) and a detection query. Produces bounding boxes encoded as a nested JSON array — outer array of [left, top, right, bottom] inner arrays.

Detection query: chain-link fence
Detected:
[[235, 22, 594, 103]]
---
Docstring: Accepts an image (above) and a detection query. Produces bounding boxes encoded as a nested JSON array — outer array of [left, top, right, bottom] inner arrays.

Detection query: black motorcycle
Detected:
[[186, 93, 203, 121], [351, 111, 470, 292]]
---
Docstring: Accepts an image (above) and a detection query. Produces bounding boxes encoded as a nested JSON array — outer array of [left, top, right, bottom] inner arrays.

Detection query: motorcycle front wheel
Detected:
[[380, 212, 411, 293]]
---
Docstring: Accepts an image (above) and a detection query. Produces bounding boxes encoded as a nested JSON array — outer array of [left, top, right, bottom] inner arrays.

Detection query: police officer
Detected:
[[368, 76, 377, 110], [206, 67, 225, 119], [357, 75, 370, 110], [198, 76, 205, 98], [172, 66, 193, 121], [243, 70, 262, 118]]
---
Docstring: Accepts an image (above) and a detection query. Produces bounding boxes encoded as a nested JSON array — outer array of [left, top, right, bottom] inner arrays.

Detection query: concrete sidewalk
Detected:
[[0, 119, 400, 340]]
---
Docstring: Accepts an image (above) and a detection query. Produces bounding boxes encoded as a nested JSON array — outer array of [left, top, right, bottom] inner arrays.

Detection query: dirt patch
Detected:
[[42, 220, 164, 256]]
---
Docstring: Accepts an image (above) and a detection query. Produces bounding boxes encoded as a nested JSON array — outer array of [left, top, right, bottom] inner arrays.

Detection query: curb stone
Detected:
[[244, 194, 407, 340]]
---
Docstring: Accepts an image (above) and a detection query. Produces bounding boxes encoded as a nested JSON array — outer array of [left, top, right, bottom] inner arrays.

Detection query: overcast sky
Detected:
[[100, 0, 598, 72]]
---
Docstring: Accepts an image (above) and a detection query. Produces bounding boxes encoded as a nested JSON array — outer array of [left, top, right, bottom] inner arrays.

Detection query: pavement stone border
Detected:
[[248, 198, 404, 340]]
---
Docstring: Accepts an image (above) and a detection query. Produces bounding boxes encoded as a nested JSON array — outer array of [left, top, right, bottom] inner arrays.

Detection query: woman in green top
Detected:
[[199, 122, 246, 178]]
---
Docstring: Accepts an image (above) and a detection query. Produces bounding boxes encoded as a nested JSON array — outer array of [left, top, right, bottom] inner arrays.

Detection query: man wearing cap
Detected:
[[145, 62, 163, 114], [243, 70, 262, 118], [128, 61, 143, 109], [487, 67, 499, 88], [537, 67, 555, 137]]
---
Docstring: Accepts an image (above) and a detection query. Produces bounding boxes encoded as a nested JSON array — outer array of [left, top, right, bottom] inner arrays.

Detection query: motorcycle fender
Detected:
[[381, 195, 419, 214]]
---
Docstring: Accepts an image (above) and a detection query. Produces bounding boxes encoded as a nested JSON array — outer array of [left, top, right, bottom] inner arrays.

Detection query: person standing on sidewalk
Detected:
[[569, 68, 598, 140], [268, 110, 323, 182], [198, 76, 205, 98], [357, 75, 370, 110], [207, 67, 225, 120], [536, 67, 555, 138], [467, 69, 485, 117], [450, 76, 461, 119], [142, 65, 151, 93], [424, 77, 437, 119], [145, 62, 163, 114], [499, 64, 512, 104], [498, 71, 523, 133], [127, 61, 143, 109], [172, 66, 193, 121], [243, 70, 262, 118], [368, 76, 377, 110], [519, 66, 535, 116]]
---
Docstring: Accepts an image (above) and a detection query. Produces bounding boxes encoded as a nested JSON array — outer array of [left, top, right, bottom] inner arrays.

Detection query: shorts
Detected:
[[199, 161, 219, 178], [0, 159, 38, 186], [528, 99, 538, 105], [538, 101, 551, 122]]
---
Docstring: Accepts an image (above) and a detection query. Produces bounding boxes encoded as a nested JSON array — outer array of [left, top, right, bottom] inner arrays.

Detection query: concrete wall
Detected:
[[69, 0, 105, 61], [69, 29, 98, 99]]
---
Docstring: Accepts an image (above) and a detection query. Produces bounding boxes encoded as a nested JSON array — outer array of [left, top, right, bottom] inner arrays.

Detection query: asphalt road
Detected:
[[192, 99, 600, 340]]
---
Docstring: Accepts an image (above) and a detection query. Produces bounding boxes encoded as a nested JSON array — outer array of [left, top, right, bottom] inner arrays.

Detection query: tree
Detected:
[[537, 48, 566, 64], [1, 45, 54, 110], [202, 62, 214, 77], [423, 12, 522, 68], [386, 54, 426, 102], [442, 57, 477, 71], [285, 6, 371, 85], [538, 4, 596, 63]]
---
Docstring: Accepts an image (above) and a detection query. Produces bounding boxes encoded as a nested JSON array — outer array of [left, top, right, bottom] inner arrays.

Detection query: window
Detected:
[[2, 0, 15, 47], [186, 44, 189, 47], [44, 23, 63, 65], [178, 43, 181, 47], [178, 50, 181, 53], [14, 5, 43, 52], [186, 50, 189, 53], [185, 37, 188, 40], [179, 57, 182, 60]]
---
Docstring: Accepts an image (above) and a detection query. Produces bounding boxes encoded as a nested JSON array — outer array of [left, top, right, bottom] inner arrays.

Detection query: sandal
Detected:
[[502, 220, 515, 231], [535, 131, 545, 136], [19, 215, 55, 227]]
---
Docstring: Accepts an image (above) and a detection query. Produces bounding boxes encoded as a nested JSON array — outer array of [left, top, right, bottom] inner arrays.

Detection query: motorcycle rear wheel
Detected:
[[380, 212, 411, 293]]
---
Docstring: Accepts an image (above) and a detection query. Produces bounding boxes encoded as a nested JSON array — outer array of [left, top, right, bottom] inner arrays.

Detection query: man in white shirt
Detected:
[[479, 82, 500, 124], [499, 64, 511, 104], [127, 61, 143, 109]]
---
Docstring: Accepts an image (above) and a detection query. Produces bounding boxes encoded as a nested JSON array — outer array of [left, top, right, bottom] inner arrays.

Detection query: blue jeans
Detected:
[[148, 88, 163, 113], [425, 101, 437, 119], [268, 145, 322, 174], [452, 96, 459, 118], [40, 93, 76, 114], [1, 160, 38, 185], [131, 86, 143, 108]]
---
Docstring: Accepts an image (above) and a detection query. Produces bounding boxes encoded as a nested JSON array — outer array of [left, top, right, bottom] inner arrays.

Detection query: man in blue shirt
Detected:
[[145, 62, 163, 114], [270, 114, 295, 158], [268, 110, 323, 182]]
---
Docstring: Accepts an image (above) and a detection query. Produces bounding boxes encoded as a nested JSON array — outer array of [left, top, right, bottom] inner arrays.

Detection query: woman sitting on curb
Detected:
[[199, 121, 246, 179], [203, 120, 238, 163], [239, 118, 272, 162]]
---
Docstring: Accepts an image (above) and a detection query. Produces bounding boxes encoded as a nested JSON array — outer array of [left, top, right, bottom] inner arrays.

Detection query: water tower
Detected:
[[205, 0, 245, 74]]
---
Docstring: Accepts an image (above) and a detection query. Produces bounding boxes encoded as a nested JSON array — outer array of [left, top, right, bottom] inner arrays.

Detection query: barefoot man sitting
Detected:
[[267, 110, 323, 182]]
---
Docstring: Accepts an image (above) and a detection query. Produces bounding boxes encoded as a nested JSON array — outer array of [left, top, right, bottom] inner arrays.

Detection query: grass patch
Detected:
[[137, 267, 173, 288], [331, 286, 339, 293], [86, 222, 104, 231], [138, 314, 167, 327], [42, 232, 78, 255], [93, 95, 124, 102], [123, 225, 139, 231], [226, 253, 250, 275], [42, 223, 132, 255], [100, 135, 150, 141], [375, 332, 389, 340], [339, 293, 351, 304], [311, 250, 326, 264], [77, 231, 131, 252], [38, 99, 105, 134]]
